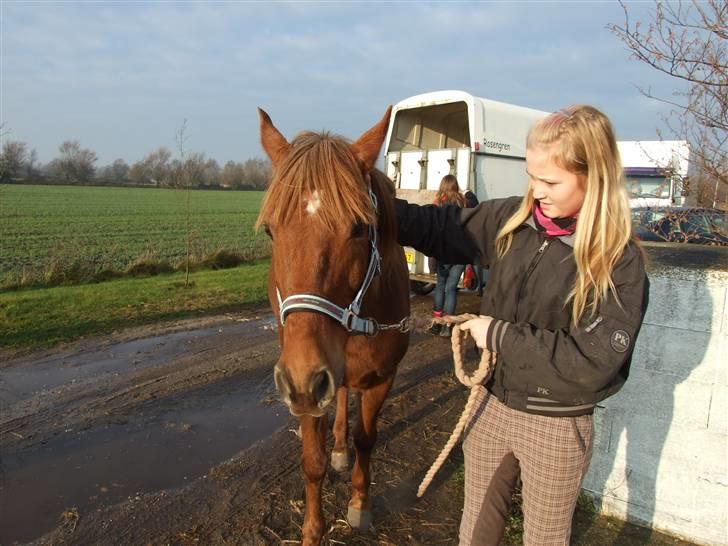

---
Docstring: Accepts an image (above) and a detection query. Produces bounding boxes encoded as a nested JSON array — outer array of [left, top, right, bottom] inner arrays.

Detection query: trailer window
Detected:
[[627, 175, 671, 198], [389, 101, 470, 152]]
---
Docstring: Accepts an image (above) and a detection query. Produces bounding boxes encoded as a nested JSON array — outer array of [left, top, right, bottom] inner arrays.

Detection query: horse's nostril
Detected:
[[312, 370, 332, 404]]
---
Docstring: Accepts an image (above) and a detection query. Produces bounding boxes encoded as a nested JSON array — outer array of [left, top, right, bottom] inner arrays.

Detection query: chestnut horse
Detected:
[[256, 107, 410, 545]]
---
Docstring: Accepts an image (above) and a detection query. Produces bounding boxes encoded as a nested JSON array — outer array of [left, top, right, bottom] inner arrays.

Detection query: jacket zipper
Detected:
[[501, 237, 551, 398], [515, 238, 551, 321]]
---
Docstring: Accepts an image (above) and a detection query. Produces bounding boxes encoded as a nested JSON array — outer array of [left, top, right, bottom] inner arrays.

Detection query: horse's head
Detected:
[[256, 107, 393, 416]]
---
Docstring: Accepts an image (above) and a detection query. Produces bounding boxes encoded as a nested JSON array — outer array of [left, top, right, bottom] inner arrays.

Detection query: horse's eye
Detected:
[[351, 222, 367, 239]]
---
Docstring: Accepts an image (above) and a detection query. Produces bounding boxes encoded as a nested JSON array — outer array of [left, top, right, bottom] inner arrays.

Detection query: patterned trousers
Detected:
[[459, 390, 594, 546]]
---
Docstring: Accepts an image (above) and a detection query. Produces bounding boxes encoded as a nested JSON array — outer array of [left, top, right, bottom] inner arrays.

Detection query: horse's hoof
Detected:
[[347, 506, 373, 530], [331, 450, 349, 472]]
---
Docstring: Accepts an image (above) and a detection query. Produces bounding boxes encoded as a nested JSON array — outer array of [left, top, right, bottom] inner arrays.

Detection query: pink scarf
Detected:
[[532, 202, 578, 237]]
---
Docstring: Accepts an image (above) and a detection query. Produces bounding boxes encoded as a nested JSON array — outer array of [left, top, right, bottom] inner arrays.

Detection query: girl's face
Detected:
[[526, 146, 585, 218]]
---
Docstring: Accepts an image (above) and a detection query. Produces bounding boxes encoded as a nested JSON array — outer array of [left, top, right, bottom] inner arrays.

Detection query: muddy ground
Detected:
[[1, 292, 696, 546]]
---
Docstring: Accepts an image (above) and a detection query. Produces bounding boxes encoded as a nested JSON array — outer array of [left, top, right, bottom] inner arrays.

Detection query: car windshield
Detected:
[[681, 214, 711, 234], [631, 208, 728, 244], [631, 209, 666, 226], [708, 213, 727, 235]]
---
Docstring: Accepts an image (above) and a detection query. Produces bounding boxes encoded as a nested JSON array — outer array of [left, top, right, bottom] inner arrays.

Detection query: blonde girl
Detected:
[[394, 105, 649, 545]]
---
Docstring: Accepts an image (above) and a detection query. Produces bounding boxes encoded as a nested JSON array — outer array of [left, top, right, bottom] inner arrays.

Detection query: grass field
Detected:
[[0, 261, 270, 347], [0, 184, 270, 288]]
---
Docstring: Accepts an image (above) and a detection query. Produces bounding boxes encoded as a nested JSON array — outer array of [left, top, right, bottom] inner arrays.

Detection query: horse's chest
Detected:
[[344, 336, 403, 389]]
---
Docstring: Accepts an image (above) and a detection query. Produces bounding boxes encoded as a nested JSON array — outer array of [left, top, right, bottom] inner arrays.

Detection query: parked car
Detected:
[[631, 207, 728, 246]]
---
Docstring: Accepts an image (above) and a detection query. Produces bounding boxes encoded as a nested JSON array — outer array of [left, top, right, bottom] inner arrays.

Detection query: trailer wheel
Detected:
[[410, 280, 435, 295]]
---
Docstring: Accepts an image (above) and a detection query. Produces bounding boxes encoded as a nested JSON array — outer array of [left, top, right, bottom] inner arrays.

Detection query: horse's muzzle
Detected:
[[274, 364, 336, 417]]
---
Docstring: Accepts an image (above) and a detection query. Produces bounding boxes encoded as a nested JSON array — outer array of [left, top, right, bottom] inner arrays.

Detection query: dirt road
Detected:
[[1, 293, 694, 546]]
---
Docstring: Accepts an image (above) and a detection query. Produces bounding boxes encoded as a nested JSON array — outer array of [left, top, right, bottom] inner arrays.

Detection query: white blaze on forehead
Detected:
[[305, 190, 322, 215]]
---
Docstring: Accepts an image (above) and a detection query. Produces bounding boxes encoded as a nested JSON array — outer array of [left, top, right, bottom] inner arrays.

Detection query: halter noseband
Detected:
[[275, 184, 407, 336]]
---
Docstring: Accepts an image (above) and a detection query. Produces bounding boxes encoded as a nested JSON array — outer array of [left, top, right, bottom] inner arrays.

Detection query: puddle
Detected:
[[0, 318, 275, 403], [0, 380, 289, 544]]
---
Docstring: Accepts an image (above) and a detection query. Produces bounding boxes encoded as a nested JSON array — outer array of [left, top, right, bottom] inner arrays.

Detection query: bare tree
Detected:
[[179, 152, 207, 186], [218, 158, 271, 189], [25, 148, 38, 178], [129, 147, 172, 186], [175, 120, 194, 286], [609, 0, 727, 207], [110, 158, 130, 182], [99, 158, 130, 182], [51, 140, 98, 183], [0, 140, 28, 182], [221, 160, 245, 188], [202, 157, 220, 186], [242, 157, 272, 189]]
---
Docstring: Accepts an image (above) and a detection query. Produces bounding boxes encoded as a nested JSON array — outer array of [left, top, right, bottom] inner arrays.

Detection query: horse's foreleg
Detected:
[[300, 413, 328, 546], [348, 376, 394, 529], [331, 386, 349, 471]]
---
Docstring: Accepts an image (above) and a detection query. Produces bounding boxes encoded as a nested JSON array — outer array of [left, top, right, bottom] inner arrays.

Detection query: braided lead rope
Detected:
[[416, 314, 496, 498]]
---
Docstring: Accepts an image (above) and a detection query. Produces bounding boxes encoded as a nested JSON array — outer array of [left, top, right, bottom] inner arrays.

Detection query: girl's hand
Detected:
[[458, 316, 494, 350]]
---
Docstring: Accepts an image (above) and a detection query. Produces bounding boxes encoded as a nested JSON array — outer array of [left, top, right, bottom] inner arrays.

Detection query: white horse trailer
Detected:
[[383, 90, 549, 287]]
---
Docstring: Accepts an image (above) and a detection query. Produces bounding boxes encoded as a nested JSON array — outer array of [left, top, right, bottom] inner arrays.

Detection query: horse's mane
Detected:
[[256, 131, 396, 243]]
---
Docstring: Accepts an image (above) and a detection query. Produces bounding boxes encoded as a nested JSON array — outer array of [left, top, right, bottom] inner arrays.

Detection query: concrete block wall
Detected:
[[583, 271, 728, 545]]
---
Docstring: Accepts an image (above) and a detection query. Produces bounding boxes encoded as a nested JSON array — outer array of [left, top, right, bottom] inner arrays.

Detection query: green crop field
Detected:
[[0, 184, 270, 288]]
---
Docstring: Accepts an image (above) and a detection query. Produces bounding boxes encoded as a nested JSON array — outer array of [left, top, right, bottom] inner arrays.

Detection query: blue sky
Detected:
[[1, 1, 684, 166]]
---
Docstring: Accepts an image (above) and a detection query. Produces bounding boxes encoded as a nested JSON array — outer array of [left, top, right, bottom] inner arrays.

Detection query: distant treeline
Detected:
[[0, 139, 271, 190], [2, 177, 263, 191]]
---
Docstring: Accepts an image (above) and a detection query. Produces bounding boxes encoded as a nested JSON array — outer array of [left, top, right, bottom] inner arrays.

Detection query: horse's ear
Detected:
[[258, 107, 291, 166], [351, 106, 392, 172]]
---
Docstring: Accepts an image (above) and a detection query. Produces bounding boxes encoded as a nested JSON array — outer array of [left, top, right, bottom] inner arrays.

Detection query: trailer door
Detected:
[[426, 149, 454, 190], [456, 148, 471, 190], [399, 151, 424, 190]]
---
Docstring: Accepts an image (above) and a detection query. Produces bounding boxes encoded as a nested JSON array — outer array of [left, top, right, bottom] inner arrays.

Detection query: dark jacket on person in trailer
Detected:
[[395, 196, 650, 417], [463, 189, 479, 209]]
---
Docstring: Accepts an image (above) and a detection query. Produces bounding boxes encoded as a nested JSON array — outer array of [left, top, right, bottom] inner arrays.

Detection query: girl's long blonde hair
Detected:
[[495, 105, 633, 325]]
